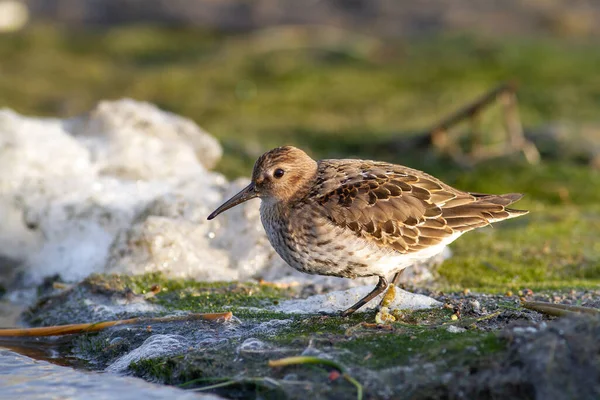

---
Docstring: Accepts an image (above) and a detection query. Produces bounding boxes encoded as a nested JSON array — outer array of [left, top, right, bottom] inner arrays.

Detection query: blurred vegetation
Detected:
[[1, 25, 600, 174], [0, 24, 598, 291]]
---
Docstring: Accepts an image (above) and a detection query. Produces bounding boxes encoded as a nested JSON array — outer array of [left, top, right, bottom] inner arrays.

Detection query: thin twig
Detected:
[[442, 310, 503, 327], [522, 301, 600, 317], [0, 312, 233, 337], [189, 377, 281, 392], [428, 82, 517, 135], [420, 81, 539, 165], [179, 377, 230, 388], [269, 355, 342, 370], [343, 373, 364, 400]]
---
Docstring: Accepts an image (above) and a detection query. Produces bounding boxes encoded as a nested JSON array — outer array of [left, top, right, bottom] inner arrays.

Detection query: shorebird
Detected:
[[207, 146, 527, 316]]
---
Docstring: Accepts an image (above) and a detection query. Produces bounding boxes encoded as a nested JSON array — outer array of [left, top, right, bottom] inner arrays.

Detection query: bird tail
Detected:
[[442, 192, 528, 232], [472, 192, 529, 219]]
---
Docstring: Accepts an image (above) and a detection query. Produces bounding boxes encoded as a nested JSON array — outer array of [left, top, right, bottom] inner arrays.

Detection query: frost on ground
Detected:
[[0, 99, 286, 288], [0, 100, 444, 297], [274, 286, 441, 314], [106, 334, 190, 373]]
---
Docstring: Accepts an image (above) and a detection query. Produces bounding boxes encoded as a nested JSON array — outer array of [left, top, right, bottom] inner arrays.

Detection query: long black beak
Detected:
[[207, 183, 258, 220]]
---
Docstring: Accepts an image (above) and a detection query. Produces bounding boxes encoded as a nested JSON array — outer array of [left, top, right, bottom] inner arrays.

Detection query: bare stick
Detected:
[[522, 301, 600, 317], [428, 82, 517, 138], [0, 312, 233, 337], [421, 81, 539, 165]]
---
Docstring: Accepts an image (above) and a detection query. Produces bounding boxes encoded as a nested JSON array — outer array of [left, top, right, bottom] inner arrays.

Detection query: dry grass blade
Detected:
[[522, 301, 600, 317], [0, 312, 233, 337], [269, 356, 363, 400], [189, 377, 282, 393]]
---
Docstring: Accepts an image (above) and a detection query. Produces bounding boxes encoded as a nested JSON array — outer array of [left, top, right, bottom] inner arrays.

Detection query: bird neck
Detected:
[[286, 167, 317, 205]]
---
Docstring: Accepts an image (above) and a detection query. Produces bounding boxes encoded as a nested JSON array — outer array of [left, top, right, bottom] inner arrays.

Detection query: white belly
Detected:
[[316, 226, 463, 277], [261, 200, 463, 278]]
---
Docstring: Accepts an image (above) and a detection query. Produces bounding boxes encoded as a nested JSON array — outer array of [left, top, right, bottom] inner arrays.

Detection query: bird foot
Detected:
[[375, 306, 397, 324], [379, 284, 397, 308]]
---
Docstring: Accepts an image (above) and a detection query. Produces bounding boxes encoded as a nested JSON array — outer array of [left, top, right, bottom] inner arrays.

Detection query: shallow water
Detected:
[[0, 297, 218, 399], [0, 347, 220, 400]]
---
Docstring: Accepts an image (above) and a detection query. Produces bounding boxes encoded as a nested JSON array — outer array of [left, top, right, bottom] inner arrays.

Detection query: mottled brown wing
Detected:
[[310, 160, 527, 254]]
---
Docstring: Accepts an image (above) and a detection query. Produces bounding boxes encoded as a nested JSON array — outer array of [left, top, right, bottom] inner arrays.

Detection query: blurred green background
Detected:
[[0, 1, 599, 291], [2, 25, 600, 176]]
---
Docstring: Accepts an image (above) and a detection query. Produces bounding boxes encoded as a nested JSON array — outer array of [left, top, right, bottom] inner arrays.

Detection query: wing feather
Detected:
[[309, 160, 528, 254]]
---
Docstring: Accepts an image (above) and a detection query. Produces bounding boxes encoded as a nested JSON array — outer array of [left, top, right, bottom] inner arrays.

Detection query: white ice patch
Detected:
[[274, 285, 442, 314], [106, 334, 189, 373], [81, 296, 164, 322], [105, 319, 292, 374], [237, 338, 270, 354], [0, 100, 288, 287]]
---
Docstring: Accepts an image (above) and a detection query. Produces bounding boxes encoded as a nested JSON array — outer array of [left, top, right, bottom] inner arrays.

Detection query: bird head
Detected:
[[207, 146, 317, 220]]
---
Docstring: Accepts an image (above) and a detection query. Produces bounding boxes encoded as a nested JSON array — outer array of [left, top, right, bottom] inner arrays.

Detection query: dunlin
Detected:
[[208, 146, 527, 316]]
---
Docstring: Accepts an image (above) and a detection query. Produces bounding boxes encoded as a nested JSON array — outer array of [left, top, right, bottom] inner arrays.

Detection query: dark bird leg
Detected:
[[377, 269, 406, 309], [341, 276, 388, 317], [391, 269, 405, 286]]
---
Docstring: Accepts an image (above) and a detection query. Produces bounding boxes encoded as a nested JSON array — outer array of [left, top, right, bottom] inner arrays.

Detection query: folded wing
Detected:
[[311, 160, 527, 254]]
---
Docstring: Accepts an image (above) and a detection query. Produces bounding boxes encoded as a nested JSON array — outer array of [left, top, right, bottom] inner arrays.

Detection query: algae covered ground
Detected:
[[2, 25, 600, 399], [23, 273, 600, 399]]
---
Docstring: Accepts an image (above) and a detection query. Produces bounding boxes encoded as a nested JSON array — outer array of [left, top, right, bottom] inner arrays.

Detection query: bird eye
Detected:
[[273, 168, 285, 179]]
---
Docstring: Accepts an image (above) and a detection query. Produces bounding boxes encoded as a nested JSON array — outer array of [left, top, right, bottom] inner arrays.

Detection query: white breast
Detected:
[[260, 199, 464, 279]]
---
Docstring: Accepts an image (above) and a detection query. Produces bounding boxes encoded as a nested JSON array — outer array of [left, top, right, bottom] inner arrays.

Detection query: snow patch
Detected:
[[0, 100, 287, 287], [274, 285, 442, 314]]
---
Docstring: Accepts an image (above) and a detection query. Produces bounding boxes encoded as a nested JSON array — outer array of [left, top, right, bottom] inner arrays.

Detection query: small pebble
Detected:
[[150, 284, 161, 293], [375, 307, 396, 324], [446, 325, 466, 333], [469, 299, 481, 313], [328, 370, 341, 381], [283, 373, 298, 381]]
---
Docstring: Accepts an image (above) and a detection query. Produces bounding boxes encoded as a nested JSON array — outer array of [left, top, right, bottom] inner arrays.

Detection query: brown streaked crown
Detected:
[[251, 146, 318, 203]]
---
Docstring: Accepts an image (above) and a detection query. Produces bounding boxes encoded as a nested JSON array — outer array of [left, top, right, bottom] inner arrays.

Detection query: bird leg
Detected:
[[341, 276, 388, 317], [390, 269, 405, 286], [377, 269, 405, 309]]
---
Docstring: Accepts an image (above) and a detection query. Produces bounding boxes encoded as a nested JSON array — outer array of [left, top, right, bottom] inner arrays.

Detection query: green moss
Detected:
[[130, 357, 179, 383], [339, 328, 504, 369], [83, 273, 292, 316], [130, 348, 293, 399], [438, 205, 600, 292], [120, 307, 508, 399]]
